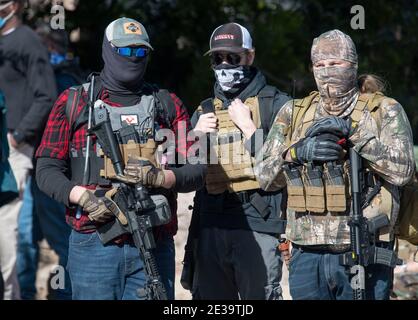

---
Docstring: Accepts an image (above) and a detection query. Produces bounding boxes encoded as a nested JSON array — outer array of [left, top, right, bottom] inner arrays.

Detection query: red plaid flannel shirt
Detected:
[[36, 86, 192, 237]]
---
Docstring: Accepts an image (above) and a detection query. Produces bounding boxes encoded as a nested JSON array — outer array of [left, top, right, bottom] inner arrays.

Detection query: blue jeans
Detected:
[[288, 246, 393, 300], [17, 176, 72, 300], [67, 230, 175, 300], [17, 176, 41, 300]]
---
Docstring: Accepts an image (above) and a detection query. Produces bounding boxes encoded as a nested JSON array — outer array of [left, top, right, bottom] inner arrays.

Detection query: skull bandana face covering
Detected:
[[213, 63, 253, 94], [311, 29, 359, 116]]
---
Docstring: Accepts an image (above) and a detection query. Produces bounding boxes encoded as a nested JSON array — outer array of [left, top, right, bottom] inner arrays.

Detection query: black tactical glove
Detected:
[[305, 116, 351, 138], [290, 133, 343, 164]]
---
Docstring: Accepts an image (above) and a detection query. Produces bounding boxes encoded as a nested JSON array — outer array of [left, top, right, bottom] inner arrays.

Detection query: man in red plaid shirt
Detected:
[[35, 18, 206, 300]]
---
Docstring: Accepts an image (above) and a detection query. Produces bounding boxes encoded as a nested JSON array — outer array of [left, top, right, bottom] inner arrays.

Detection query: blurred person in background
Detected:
[[0, 90, 18, 300], [0, 0, 57, 300], [36, 24, 85, 93], [16, 25, 81, 300]]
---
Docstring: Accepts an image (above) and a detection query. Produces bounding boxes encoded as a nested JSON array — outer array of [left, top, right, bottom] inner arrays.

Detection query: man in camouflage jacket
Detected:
[[254, 29, 415, 300]]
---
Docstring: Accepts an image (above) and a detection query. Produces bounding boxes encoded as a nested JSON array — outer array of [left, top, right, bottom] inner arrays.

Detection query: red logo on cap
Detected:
[[214, 34, 235, 41]]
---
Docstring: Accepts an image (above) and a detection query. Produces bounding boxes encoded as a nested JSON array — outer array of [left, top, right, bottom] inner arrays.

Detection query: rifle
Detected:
[[90, 103, 169, 300], [340, 148, 402, 300]]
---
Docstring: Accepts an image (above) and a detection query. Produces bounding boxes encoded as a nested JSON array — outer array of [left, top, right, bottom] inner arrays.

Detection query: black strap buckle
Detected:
[[231, 190, 271, 220], [235, 191, 251, 203]]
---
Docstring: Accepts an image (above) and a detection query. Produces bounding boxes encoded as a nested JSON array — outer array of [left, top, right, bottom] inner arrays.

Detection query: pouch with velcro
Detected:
[[283, 164, 306, 212], [303, 164, 325, 213], [324, 162, 347, 213]]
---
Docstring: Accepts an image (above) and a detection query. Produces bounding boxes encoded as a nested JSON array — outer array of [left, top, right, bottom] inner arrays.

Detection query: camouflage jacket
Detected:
[[254, 95, 415, 246]]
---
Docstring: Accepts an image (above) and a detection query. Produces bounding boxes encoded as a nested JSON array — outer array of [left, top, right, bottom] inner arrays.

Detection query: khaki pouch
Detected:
[[303, 166, 325, 213], [324, 163, 347, 213], [284, 165, 306, 212]]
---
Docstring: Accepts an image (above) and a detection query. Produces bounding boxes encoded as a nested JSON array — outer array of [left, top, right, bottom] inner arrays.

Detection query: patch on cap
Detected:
[[105, 17, 153, 50], [123, 22, 143, 35]]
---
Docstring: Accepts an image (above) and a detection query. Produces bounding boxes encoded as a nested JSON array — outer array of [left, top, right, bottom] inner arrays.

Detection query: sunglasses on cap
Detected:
[[210, 52, 246, 67], [113, 46, 149, 58]]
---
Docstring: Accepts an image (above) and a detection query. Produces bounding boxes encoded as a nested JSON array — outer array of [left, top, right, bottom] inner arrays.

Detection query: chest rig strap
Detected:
[[286, 91, 320, 146], [351, 92, 384, 131]]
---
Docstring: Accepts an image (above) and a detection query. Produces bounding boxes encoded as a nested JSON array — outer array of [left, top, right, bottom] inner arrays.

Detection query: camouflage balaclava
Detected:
[[311, 30, 359, 116]]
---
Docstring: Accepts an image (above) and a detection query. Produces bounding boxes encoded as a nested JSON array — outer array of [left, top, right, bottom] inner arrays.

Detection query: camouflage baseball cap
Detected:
[[105, 17, 153, 50]]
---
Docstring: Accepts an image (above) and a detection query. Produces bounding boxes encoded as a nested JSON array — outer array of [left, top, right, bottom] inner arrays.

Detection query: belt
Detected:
[[292, 243, 351, 254], [226, 190, 257, 204], [226, 189, 273, 204], [292, 241, 394, 254]]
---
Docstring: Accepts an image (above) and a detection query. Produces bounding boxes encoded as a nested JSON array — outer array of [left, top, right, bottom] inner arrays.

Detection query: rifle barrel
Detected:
[[349, 148, 366, 299]]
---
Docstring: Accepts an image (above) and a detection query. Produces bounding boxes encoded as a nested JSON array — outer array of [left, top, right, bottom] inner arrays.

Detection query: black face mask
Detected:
[[100, 37, 148, 94]]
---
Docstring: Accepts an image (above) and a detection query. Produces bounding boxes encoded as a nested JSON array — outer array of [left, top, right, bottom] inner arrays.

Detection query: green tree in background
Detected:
[[25, 0, 418, 142]]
